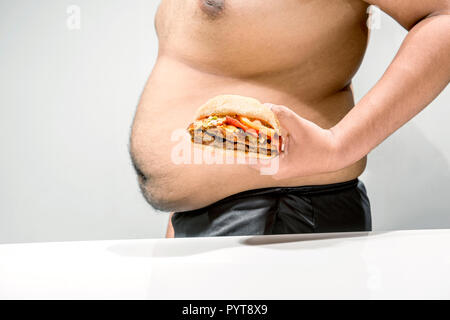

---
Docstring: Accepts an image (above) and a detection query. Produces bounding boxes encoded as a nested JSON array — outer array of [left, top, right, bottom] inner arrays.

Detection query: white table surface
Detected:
[[1, 229, 449, 299]]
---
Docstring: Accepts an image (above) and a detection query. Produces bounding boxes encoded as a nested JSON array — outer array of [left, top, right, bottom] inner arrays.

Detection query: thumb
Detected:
[[263, 103, 300, 131], [264, 103, 298, 150]]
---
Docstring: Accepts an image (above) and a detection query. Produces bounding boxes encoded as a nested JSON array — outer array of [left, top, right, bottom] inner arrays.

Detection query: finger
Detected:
[[263, 103, 300, 130], [279, 132, 289, 154], [264, 104, 299, 143]]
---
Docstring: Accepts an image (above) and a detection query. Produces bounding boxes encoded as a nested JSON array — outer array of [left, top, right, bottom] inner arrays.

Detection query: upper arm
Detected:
[[363, 0, 450, 30]]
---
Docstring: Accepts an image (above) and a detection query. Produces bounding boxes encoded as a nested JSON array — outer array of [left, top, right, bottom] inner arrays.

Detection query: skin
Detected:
[[254, 1, 450, 181], [166, 212, 175, 238], [127, 0, 449, 237]]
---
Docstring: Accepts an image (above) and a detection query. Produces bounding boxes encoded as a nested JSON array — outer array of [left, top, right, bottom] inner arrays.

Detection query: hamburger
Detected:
[[187, 95, 282, 159]]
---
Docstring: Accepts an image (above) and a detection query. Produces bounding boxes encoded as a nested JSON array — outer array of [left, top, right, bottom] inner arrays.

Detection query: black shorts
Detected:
[[171, 178, 371, 237]]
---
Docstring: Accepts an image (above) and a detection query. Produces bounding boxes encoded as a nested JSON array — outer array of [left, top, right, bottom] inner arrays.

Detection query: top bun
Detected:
[[195, 95, 280, 131]]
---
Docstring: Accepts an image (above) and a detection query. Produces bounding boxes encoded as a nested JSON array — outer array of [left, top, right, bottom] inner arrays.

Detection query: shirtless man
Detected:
[[130, 0, 450, 238]]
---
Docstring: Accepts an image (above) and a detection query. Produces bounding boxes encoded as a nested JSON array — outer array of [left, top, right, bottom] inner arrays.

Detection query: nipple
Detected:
[[200, 0, 225, 19]]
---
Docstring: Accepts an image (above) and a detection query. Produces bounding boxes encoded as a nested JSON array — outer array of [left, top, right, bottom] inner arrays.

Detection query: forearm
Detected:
[[331, 13, 450, 169]]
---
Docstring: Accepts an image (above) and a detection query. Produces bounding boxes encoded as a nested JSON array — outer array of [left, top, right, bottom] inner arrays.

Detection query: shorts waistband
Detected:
[[184, 178, 360, 213], [232, 178, 359, 197]]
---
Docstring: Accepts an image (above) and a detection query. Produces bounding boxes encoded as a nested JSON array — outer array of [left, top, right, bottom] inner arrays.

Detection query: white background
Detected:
[[0, 1, 449, 243]]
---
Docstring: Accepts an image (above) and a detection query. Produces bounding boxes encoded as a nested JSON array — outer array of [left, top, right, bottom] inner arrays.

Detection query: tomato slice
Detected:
[[238, 116, 260, 132], [224, 116, 249, 131], [224, 116, 260, 137], [239, 116, 278, 137]]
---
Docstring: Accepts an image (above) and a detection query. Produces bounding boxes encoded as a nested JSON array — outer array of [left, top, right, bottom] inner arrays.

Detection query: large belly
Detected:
[[130, 0, 370, 212]]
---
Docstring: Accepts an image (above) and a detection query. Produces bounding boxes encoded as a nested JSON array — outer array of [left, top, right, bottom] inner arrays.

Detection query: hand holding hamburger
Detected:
[[187, 95, 284, 159], [186, 94, 344, 180]]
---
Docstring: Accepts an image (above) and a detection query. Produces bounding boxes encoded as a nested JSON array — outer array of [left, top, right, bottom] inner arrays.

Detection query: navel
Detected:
[[199, 0, 225, 19]]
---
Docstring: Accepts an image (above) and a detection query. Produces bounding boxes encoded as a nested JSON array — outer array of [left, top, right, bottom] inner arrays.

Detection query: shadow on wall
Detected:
[[362, 122, 450, 231]]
